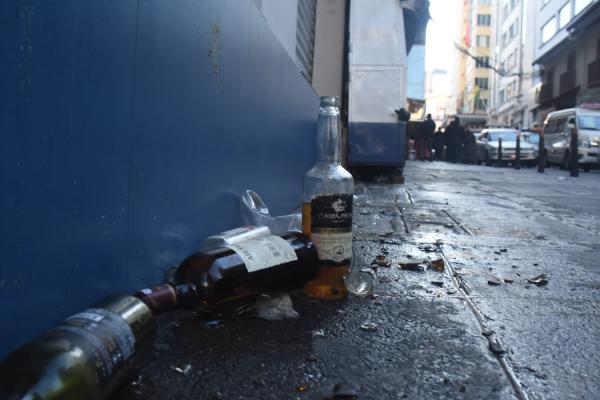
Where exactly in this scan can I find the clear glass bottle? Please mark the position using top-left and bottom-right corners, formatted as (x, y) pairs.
(302, 96), (354, 300)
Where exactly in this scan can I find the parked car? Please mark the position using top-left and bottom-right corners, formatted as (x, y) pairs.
(542, 107), (600, 172)
(476, 128), (537, 166)
(521, 131), (540, 147)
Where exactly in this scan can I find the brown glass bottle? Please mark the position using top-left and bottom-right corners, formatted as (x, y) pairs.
(0, 296), (154, 400)
(138, 231), (319, 316)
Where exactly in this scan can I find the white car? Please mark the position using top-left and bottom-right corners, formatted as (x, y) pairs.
(543, 107), (600, 172)
(476, 128), (537, 166)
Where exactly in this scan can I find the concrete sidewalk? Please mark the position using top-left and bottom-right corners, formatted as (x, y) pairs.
(115, 162), (600, 400)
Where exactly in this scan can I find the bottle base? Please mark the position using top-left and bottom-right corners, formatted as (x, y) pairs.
(302, 266), (349, 300)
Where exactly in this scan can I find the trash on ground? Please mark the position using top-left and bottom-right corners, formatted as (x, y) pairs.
(488, 341), (506, 355)
(446, 289), (457, 295)
(295, 384), (309, 393)
(482, 329), (494, 337)
(373, 255), (391, 267)
(400, 262), (428, 272)
(488, 277), (502, 286)
(527, 274), (549, 286)
(504, 278), (514, 284)
(419, 244), (436, 252)
(359, 322), (378, 332)
(346, 253), (377, 297)
(305, 354), (318, 363)
(171, 364), (192, 375)
(250, 293), (300, 320)
(345, 268), (376, 297)
(500, 248), (508, 253)
(240, 189), (301, 234)
(429, 258), (445, 271)
(431, 281), (444, 287)
(321, 383), (359, 400)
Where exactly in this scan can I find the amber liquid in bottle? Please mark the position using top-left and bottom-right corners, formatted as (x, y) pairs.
(172, 231), (318, 315)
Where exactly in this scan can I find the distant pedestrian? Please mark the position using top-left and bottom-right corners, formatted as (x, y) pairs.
(445, 118), (465, 163)
(417, 114), (436, 161)
(463, 129), (477, 164)
(433, 127), (445, 160)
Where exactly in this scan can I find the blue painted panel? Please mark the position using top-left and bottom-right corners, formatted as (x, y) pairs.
(348, 123), (406, 167)
(0, 0), (317, 357)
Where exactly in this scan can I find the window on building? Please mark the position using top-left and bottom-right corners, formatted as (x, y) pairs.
(499, 89), (506, 104)
(545, 68), (554, 85)
(475, 78), (489, 89)
(476, 35), (490, 47)
(509, 20), (519, 38)
(477, 14), (491, 26)
(575, 0), (592, 14)
(512, 81), (517, 96)
(559, 2), (572, 28)
(295, 0), (317, 82)
(502, 32), (508, 47)
(475, 98), (488, 111)
(503, 4), (510, 20)
(476, 56), (490, 68)
(511, 0), (519, 10)
(541, 17), (556, 43)
(567, 52), (576, 72)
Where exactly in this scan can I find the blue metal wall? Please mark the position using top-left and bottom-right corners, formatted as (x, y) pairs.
(0, 0), (318, 357)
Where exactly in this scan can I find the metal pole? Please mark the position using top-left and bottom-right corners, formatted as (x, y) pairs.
(537, 132), (545, 173)
(497, 138), (503, 167)
(570, 125), (579, 177)
(515, 133), (521, 170)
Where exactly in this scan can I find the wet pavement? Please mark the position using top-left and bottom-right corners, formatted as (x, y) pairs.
(115, 162), (600, 399)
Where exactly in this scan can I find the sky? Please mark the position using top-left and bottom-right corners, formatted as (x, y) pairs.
(425, 0), (461, 97)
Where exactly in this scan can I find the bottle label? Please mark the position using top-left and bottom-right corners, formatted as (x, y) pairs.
(50, 308), (136, 382)
(309, 194), (353, 263)
(203, 226), (271, 249)
(226, 235), (298, 273)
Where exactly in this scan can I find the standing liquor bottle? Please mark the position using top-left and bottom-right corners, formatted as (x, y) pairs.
(0, 296), (154, 400)
(302, 96), (354, 299)
(137, 231), (319, 315)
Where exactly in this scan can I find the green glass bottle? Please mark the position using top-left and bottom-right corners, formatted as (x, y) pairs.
(0, 296), (154, 400)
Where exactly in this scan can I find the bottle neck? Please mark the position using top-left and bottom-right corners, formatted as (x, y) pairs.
(135, 283), (198, 314)
(316, 107), (341, 165)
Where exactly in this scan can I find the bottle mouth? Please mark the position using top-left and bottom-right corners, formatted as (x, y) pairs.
(319, 96), (340, 108)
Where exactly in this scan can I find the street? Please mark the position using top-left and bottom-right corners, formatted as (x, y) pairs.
(116, 162), (600, 400)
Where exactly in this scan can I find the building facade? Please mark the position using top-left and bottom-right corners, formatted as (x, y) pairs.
(489, 0), (536, 128)
(532, 0), (600, 123)
(454, 0), (493, 129)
